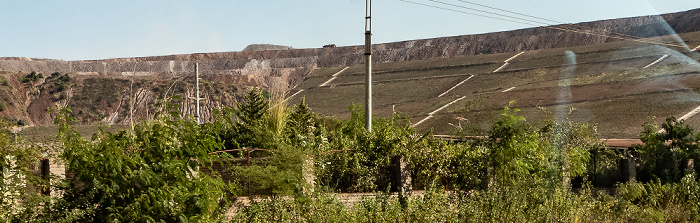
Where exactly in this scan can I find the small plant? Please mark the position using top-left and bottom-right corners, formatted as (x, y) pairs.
(50, 73), (71, 94)
(18, 71), (43, 83)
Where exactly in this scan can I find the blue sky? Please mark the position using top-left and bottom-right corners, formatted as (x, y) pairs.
(1, 0), (698, 61)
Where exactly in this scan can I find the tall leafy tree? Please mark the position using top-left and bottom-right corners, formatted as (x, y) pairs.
(638, 117), (699, 183)
(488, 105), (549, 187)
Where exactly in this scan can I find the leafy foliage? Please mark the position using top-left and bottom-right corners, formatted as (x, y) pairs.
(44, 107), (232, 222)
(0, 121), (49, 222)
(18, 71), (43, 83)
(3, 89), (700, 222)
(50, 73), (71, 94)
(637, 117), (700, 183)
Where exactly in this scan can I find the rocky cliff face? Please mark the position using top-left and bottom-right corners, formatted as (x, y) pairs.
(0, 8), (698, 125)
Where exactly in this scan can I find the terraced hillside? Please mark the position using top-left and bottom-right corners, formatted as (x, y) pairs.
(0, 8), (699, 138)
(287, 32), (700, 138)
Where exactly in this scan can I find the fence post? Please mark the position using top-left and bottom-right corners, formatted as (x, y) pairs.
(619, 157), (636, 182)
(247, 149), (251, 195)
(685, 159), (695, 176)
(303, 158), (315, 194)
(41, 158), (50, 196)
(391, 155), (411, 194)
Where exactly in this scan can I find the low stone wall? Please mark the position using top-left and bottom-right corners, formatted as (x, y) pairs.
(224, 190), (428, 217)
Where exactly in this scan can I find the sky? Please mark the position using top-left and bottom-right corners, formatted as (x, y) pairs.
(1, 0), (699, 61)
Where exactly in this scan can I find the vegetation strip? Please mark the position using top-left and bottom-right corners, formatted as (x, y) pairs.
(498, 54), (661, 73)
(642, 54), (669, 68)
(316, 73), (472, 89)
(319, 66), (349, 87)
(341, 61), (498, 76)
(438, 74), (474, 97)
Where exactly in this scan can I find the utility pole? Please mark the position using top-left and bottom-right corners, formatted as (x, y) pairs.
(364, 0), (373, 132)
(194, 63), (201, 124)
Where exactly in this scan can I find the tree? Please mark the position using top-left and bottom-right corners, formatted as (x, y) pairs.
(234, 88), (272, 149)
(638, 117), (699, 183)
(285, 97), (319, 147)
(236, 88), (268, 126)
(487, 105), (550, 187)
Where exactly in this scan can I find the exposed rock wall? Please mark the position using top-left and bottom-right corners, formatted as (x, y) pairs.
(3, 8), (699, 78)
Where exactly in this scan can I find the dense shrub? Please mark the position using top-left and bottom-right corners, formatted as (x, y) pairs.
(636, 117), (700, 183)
(40, 107), (233, 222)
(18, 71), (42, 83)
(50, 73), (71, 94)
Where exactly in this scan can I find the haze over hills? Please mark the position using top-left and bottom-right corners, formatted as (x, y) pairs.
(1, 8), (699, 138)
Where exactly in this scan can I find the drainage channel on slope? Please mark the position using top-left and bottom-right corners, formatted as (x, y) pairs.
(283, 89), (304, 103)
(642, 54), (669, 68)
(438, 75), (474, 97)
(501, 87), (516, 92)
(678, 105), (700, 121)
(319, 66), (350, 87)
(493, 51), (525, 73)
(412, 96), (467, 127)
(659, 104), (700, 134)
(691, 45), (700, 52)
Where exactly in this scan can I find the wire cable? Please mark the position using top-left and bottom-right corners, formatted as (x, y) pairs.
(398, 0), (686, 48)
(426, 0), (686, 48)
(453, 0), (649, 41)
(399, 0), (542, 26)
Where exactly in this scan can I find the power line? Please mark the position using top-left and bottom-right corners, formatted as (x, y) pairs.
(398, 0), (540, 26)
(398, 0), (686, 48)
(425, 0), (686, 48)
(453, 0), (660, 41)
(427, 0), (553, 27)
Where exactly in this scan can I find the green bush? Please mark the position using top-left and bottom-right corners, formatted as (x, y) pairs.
(0, 121), (49, 222)
(50, 73), (71, 94)
(43, 107), (233, 222)
(18, 71), (43, 83)
(637, 117), (700, 183)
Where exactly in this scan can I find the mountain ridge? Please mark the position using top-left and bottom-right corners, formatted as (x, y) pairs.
(0, 8), (698, 133)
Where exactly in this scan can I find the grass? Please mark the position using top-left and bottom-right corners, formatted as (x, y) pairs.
(231, 179), (700, 222)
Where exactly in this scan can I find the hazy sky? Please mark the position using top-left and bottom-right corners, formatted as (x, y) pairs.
(1, 0), (698, 61)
